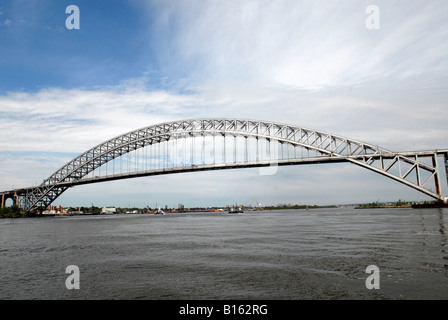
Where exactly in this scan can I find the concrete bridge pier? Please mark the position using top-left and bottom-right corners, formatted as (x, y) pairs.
(1, 192), (17, 209)
(445, 153), (448, 191)
(444, 153), (448, 204)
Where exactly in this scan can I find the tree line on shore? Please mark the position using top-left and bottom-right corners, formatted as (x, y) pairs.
(0, 205), (24, 218)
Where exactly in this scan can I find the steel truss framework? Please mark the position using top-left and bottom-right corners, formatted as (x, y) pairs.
(2, 118), (448, 213)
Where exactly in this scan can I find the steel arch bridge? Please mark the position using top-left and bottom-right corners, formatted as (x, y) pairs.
(2, 118), (448, 213)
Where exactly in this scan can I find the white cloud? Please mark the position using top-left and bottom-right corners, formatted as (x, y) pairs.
(0, 86), (203, 153)
(146, 0), (448, 90)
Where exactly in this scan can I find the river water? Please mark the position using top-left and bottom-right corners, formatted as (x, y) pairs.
(0, 208), (447, 300)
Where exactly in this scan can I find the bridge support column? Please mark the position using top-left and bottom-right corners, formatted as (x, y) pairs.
(1, 194), (5, 209)
(444, 153), (448, 188)
(444, 153), (448, 204)
(432, 154), (443, 201)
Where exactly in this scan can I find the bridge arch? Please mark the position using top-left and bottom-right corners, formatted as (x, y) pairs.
(1, 193), (16, 209)
(7, 118), (448, 212)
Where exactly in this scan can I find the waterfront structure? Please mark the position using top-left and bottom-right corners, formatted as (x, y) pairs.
(101, 207), (117, 214)
(1, 118), (447, 213)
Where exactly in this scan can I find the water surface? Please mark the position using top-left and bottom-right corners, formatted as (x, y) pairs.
(1, 208), (447, 299)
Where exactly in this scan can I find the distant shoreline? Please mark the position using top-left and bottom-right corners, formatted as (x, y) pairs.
(355, 200), (448, 209)
(263, 205), (338, 210)
(354, 204), (412, 209)
(3, 200), (447, 219)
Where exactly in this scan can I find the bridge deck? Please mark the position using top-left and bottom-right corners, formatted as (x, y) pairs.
(2, 149), (447, 194)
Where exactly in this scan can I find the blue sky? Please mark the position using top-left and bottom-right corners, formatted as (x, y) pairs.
(0, 0), (156, 92)
(1, 0), (448, 208)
